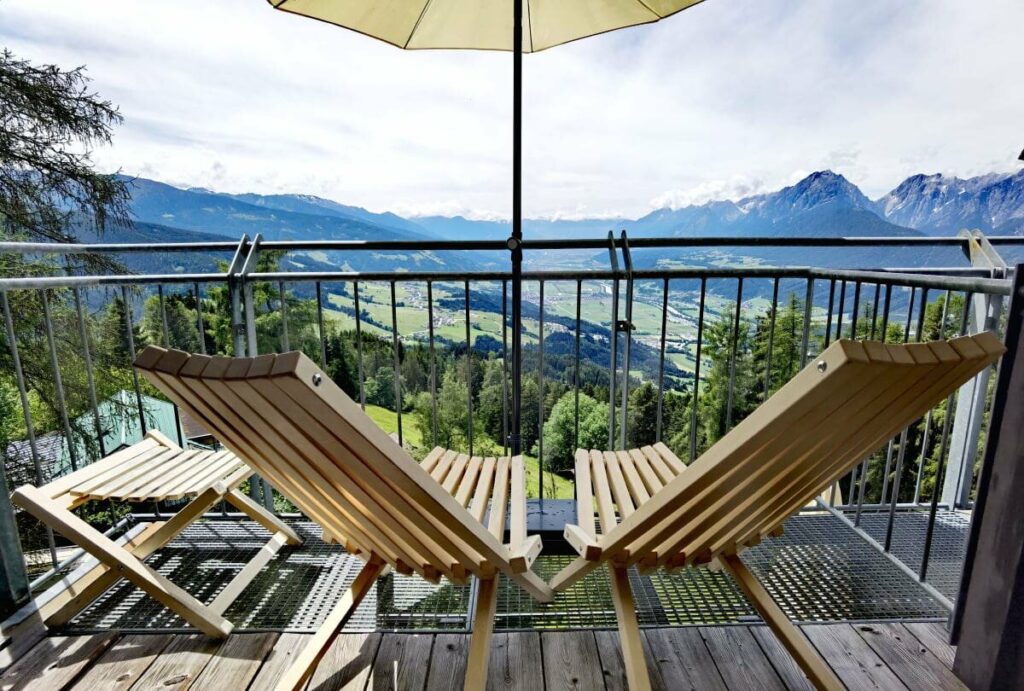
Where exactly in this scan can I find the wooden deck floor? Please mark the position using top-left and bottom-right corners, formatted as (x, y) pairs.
(0, 622), (964, 690)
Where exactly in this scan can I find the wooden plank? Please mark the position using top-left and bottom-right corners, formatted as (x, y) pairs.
(430, 450), (460, 484)
(854, 623), (966, 690)
(508, 535), (542, 573)
(189, 632), (278, 691)
(628, 448), (664, 495)
(487, 457), (511, 540)
(541, 631), (605, 690)
(371, 633), (434, 691)
(224, 488), (303, 545)
(424, 634), (468, 691)
(304, 632), (381, 691)
(616, 450), (651, 506)
(608, 566), (652, 691)
(129, 634), (223, 690)
(639, 446), (676, 485)
(208, 531), (290, 616)
(275, 558), (384, 691)
(594, 630), (663, 691)
(653, 443), (687, 475)
(111, 449), (205, 500)
(699, 625), (786, 691)
(643, 627), (728, 691)
(721, 554), (842, 690)
(903, 622), (956, 670)
(591, 450), (617, 536)
(0, 633), (114, 690)
(750, 626), (814, 691)
(604, 451), (636, 518)
(509, 456), (527, 547)
(441, 454), (470, 495)
(70, 633), (171, 690)
(563, 523), (602, 561)
(44, 437), (163, 499)
(453, 456), (482, 508)
(464, 577), (500, 690)
(10, 486), (232, 638)
(419, 447), (447, 475)
(573, 450), (596, 540)
(468, 458), (497, 524)
(487, 632), (543, 691)
(247, 633), (310, 691)
(802, 624), (908, 691)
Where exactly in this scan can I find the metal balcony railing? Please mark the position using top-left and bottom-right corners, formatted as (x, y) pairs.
(1, 230), (1021, 627)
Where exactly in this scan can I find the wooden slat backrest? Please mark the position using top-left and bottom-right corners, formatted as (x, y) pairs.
(135, 346), (553, 602)
(553, 335), (1004, 588)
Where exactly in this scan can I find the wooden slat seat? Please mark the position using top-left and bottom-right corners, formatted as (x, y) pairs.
(132, 346), (552, 691)
(557, 334), (1006, 691)
(10, 430), (302, 645)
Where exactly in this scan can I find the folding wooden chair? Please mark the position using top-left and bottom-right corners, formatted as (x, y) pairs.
(555, 334), (1005, 691)
(133, 346), (553, 691)
(10, 429), (301, 639)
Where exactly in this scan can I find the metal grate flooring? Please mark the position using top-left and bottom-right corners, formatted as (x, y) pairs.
(852, 509), (970, 601)
(62, 511), (958, 634)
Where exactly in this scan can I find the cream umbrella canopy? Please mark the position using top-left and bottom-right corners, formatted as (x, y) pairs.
(267, 0), (707, 457)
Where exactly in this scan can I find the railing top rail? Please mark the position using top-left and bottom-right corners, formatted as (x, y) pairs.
(3, 234), (1024, 255)
(0, 265), (1013, 295)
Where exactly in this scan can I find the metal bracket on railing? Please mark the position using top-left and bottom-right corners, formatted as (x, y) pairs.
(960, 229), (1008, 278)
(226, 234), (250, 357)
(239, 233), (263, 358)
(606, 231), (621, 450)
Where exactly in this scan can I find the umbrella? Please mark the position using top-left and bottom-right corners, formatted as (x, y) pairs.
(267, 0), (708, 456)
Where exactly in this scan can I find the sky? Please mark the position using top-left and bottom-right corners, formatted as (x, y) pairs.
(2, 0), (1022, 221)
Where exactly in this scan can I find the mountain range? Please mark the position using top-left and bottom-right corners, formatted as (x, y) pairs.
(96, 168), (1023, 274)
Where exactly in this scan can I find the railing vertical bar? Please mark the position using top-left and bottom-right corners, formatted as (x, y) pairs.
(40, 288), (76, 472)
(501, 280), (509, 457)
(850, 281), (862, 338)
(390, 282), (403, 447)
(120, 285), (147, 435)
(725, 278), (744, 431)
(763, 277), (780, 400)
(800, 278), (815, 367)
(655, 278), (669, 441)
(574, 279), (582, 451)
(427, 281), (438, 446)
(835, 280), (847, 343)
(279, 281), (290, 352)
(914, 290), (951, 504)
(73, 287), (105, 458)
(920, 291), (972, 581)
(156, 285), (168, 347)
(193, 282), (207, 355)
(824, 279), (836, 347)
(1, 289), (57, 566)
(689, 278), (707, 462)
(354, 282), (366, 410)
(869, 282), (881, 340)
(156, 284), (185, 447)
(464, 280), (473, 456)
(315, 281), (327, 368)
(537, 280), (545, 499)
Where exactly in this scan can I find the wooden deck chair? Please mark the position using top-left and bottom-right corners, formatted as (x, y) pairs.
(10, 429), (301, 639)
(132, 346), (553, 691)
(556, 334), (1005, 691)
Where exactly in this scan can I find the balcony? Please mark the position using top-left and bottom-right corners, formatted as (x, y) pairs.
(1, 232), (1022, 689)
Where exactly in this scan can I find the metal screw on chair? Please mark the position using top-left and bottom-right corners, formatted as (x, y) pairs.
(312, 373), (322, 386)
(817, 360), (827, 373)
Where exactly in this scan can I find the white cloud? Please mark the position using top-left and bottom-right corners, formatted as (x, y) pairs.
(2, 0), (1022, 219)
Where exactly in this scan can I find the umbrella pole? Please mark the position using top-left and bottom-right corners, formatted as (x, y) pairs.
(509, 0), (524, 459)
